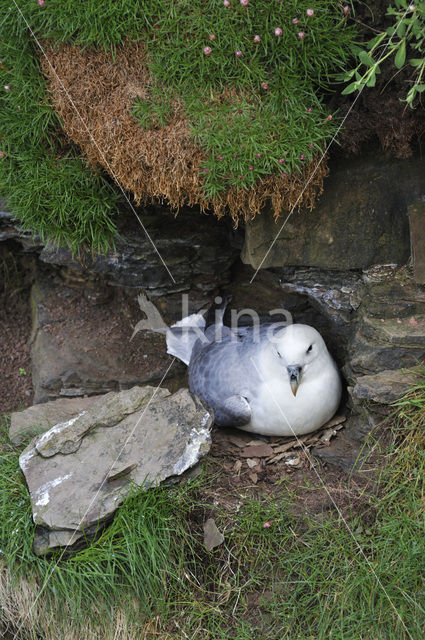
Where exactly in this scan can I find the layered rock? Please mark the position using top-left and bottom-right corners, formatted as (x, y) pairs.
(241, 152), (425, 271)
(30, 271), (181, 403)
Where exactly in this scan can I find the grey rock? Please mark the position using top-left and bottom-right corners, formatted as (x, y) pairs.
(30, 272), (181, 403)
(203, 518), (224, 551)
(241, 152), (425, 270)
(39, 207), (239, 296)
(19, 386), (213, 555)
(312, 431), (367, 472)
(351, 367), (421, 405)
(9, 395), (102, 445)
(345, 265), (425, 378)
(361, 265), (425, 318)
(0, 199), (42, 249)
(408, 201), (425, 285)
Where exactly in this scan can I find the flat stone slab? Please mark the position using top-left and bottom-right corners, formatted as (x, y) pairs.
(351, 367), (421, 404)
(408, 202), (425, 285)
(10, 395), (101, 445)
(19, 386), (213, 555)
(30, 272), (180, 403)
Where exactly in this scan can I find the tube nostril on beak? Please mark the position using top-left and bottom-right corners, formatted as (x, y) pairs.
(287, 365), (302, 396)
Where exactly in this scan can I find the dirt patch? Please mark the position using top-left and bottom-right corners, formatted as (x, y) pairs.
(0, 244), (35, 414)
(41, 41), (327, 223)
(194, 418), (377, 523)
(0, 291), (33, 414)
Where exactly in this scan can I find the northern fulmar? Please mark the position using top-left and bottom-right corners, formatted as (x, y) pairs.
(166, 306), (341, 437)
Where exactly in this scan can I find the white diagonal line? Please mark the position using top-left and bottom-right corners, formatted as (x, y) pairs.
(12, 0), (176, 284)
(11, 357), (176, 640)
(250, 8), (411, 283)
(250, 356), (415, 640)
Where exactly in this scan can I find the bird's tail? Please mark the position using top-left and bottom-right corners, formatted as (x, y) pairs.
(166, 295), (232, 365)
(166, 312), (206, 365)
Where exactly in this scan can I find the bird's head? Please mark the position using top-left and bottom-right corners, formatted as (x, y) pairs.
(270, 324), (328, 396)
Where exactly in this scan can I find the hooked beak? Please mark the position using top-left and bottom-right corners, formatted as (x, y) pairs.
(287, 365), (302, 396)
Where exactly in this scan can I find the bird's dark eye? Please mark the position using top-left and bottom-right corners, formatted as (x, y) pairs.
(277, 351), (282, 358)
(306, 344), (313, 353)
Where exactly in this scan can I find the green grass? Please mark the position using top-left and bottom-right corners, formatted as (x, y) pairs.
(0, 2), (121, 252)
(2, 370), (425, 639)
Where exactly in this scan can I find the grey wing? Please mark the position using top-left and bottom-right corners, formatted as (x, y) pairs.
(188, 340), (256, 427)
(214, 395), (251, 427)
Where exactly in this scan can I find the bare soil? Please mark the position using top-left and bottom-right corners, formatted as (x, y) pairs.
(0, 244), (34, 414)
(0, 292), (33, 414)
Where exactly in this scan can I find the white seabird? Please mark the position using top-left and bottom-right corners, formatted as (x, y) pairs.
(166, 309), (342, 437)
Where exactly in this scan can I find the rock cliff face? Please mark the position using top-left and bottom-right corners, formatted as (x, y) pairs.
(242, 151), (425, 271)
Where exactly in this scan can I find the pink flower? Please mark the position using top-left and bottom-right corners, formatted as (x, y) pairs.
(326, 114), (333, 121)
(263, 521), (273, 528)
(285, 98), (290, 103)
(300, 154), (305, 160)
(209, 34), (216, 41)
(255, 153), (262, 158)
(204, 168), (210, 173)
(298, 31), (305, 40)
(223, 0), (230, 6)
(292, 18), (299, 25)
(342, 5), (350, 15)
(306, 8), (314, 17)
(308, 142), (313, 147)
(237, 109), (243, 114)
(249, 165), (254, 171)
(306, 107), (312, 112)
(234, 154), (239, 158)
(281, 172), (288, 177)
(235, 50), (243, 57)
(218, 155), (223, 160)
(253, 35), (261, 43)
(261, 81), (268, 90)
(240, 0), (249, 5)
(4, 85), (10, 90)
(279, 158), (285, 164)
(274, 27), (283, 37)
(38, 0), (45, 5)
(203, 46), (212, 56)
(238, 174), (243, 179)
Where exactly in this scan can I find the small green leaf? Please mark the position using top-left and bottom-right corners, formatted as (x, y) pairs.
(395, 41), (406, 68)
(396, 21), (406, 37)
(409, 58), (425, 67)
(415, 84), (425, 92)
(359, 50), (374, 67)
(367, 33), (386, 50)
(342, 82), (361, 95)
(366, 72), (376, 87)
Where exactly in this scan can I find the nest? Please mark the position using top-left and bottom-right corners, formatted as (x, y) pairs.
(41, 42), (328, 222)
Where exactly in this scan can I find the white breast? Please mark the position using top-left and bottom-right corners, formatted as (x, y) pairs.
(241, 360), (341, 437)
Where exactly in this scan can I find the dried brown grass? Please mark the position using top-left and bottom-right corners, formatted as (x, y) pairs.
(0, 564), (177, 640)
(41, 42), (327, 222)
